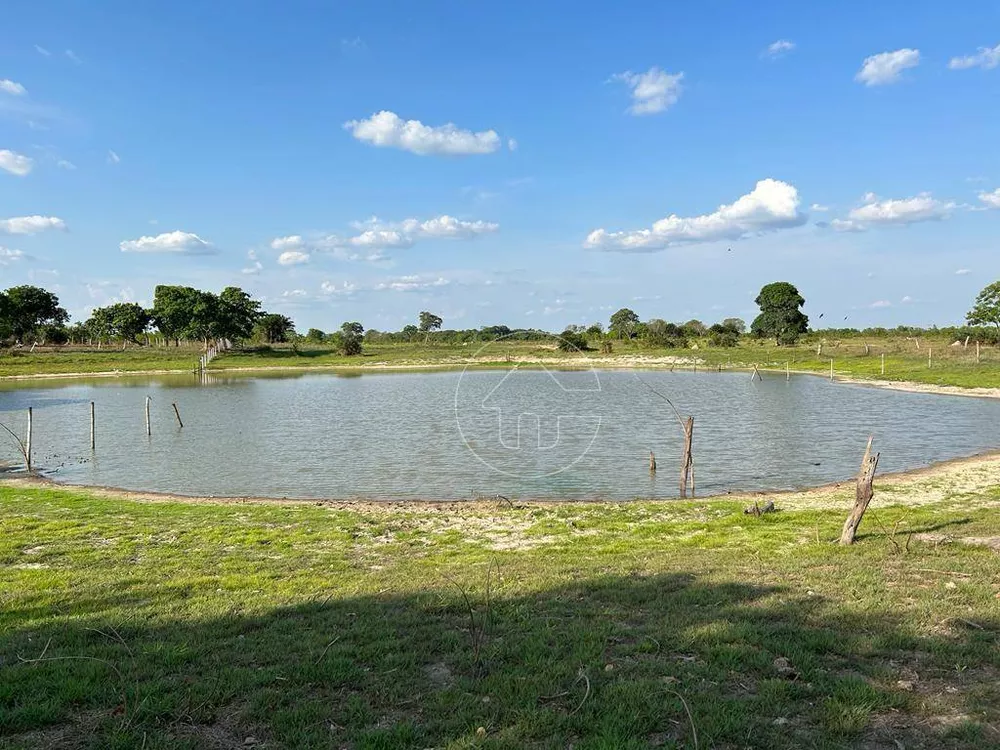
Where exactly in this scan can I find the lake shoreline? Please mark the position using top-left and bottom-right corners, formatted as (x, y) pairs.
(3, 359), (1000, 400)
(5, 447), (999, 512)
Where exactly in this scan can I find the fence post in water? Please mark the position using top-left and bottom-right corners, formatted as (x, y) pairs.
(25, 407), (32, 472)
(649, 451), (656, 473)
(786, 361), (790, 381)
(145, 396), (151, 437)
(830, 359), (834, 381)
(750, 363), (762, 382)
(840, 436), (880, 545)
(679, 417), (694, 498)
(172, 402), (184, 428)
(90, 401), (95, 450)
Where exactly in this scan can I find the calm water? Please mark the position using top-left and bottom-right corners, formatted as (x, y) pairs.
(0, 369), (996, 501)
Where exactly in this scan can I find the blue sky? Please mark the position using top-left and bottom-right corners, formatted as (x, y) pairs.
(1, 1), (998, 333)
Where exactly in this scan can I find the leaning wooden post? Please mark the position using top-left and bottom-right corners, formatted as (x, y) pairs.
(90, 401), (95, 450)
(25, 407), (32, 472)
(145, 396), (151, 437)
(679, 417), (694, 498)
(172, 402), (184, 428)
(750, 363), (762, 382)
(649, 451), (656, 473)
(839, 436), (880, 545)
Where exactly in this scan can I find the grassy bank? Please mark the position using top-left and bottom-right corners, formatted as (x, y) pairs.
(2, 464), (1000, 748)
(2, 336), (1000, 391)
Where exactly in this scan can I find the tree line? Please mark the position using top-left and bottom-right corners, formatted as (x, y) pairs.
(2, 279), (1000, 353)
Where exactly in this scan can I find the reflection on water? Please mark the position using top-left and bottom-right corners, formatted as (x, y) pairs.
(0, 369), (996, 501)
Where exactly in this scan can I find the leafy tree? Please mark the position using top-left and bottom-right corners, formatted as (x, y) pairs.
(3, 285), (69, 342)
(609, 308), (640, 339)
(681, 319), (707, 337)
(185, 291), (222, 345)
(338, 321), (363, 355)
(557, 328), (589, 352)
(585, 322), (604, 336)
(645, 319), (688, 348)
(401, 324), (420, 342)
(152, 285), (198, 345)
(418, 311), (443, 333)
(722, 317), (746, 334)
(108, 303), (151, 342)
(256, 313), (295, 344)
(305, 328), (327, 343)
(750, 282), (809, 345)
(341, 321), (364, 337)
(708, 323), (739, 347)
(218, 286), (262, 342)
(967, 281), (1000, 330)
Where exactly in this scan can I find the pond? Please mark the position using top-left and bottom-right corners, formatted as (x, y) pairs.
(0, 368), (996, 501)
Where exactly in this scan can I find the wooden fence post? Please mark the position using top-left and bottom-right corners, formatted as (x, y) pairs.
(679, 417), (694, 498)
(145, 396), (151, 437)
(881, 353), (885, 376)
(25, 407), (32, 472)
(90, 401), (95, 450)
(830, 359), (834, 381)
(649, 451), (656, 473)
(172, 402), (184, 428)
(977, 341), (981, 363)
(840, 436), (880, 545)
(786, 361), (790, 381)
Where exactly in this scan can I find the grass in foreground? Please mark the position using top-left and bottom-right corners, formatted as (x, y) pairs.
(2, 483), (1000, 748)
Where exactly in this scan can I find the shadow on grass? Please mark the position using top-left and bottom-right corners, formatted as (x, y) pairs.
(2, 572), (998, 749)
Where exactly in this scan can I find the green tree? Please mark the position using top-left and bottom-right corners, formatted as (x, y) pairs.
(418, 311), (443, 333)
(305, 328), (327, 343)
(609, 308), (640, 339)
(557, 328), (589, 352)
(3, 285), (69, 342)
(750, 282), (809, 345)
(401, 324), (420, 342)
(645, 319), (688, 348)
(585, 322), (604, 336)
(722, 317), (746, 334)
(218, 287), (262, 342)
(106, 303), (151, 343)
(152, 285), (198, 345)
(681, 319), (707, 338)
(341, 321), (364, 337)
(256, 313), (295, 344)
(967, 281), (1000, 331)
(338, 321), (363, 355)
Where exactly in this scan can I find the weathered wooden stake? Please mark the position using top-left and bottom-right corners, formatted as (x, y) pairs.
(839, 436), (880, 545)
(679, 417), (694, 498)
(750, 363), (762, 382)
(90, 401), (95, 450)
(928, 348), (932, 368)
(145, 396), (151, 437)
(881, 352), (885, 375)
(786, 361), (790, 381)
(649, 451), (656, 473)
(977, 341), (981, 363)
(817, 343), (822, 356)
(829, 359), (834, 381)
(25, 407), (32, 472)
(172, 402), (184, 428)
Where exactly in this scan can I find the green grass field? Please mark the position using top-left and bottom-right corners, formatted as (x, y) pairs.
(2, 335), (1000, 389)
(2, 472), (1000, 749)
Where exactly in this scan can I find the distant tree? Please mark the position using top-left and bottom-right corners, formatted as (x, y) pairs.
(609, 308), (640, 339)
(256, 313), (295, 344)
(645, 319), (688, 348)
(585, 322), (604, 336)
(218, 286), (262, 342)
(967, 281), (1000, 331)
(557, 328), (589, 352)
(338, 321), (363, 355)
(152, 285), (198, 345)
(3, 285), (69, 342)
(418, 311), (443, 333)
(750, 282), (809, 345)
(722, 317), (746, 334)
(341, 321), (364, 337)
(682, 319), (707, 337)
(401, 324), (420, 342)
(36, 324), (69, 345)
(708, 323), (739, 347)
(105, 303), (151, 343)
(305, 328), (326, 343)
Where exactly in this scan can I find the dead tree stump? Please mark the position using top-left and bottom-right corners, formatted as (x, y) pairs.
(679, 416), (694, 498)
(839, 436), (880, 545)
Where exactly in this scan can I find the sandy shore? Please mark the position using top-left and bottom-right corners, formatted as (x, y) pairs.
(4, 448), (999, 514)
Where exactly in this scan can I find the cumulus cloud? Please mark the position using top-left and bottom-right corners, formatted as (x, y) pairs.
(612, 67), (684, 115)
(979, 188), (1000, 209)
(956, 268), (971, 275)
(811, 203), (829, 211)
(269, 215), (498, 263)
(836, 192), (955, 230)
(856, 49), (920, 85)
(344, 110), (501, 155)
(373, 275), (451, 292)
(0, 149), (33, 176)
(0, 79), (26, 96)
(0, 247), (26, 265)
(119, 230), (214, 255)
(282, 289), (308, 298)
(241, 249), (263, 275)
(0, 215), (65, 234)
(584, 178), (806, 252)
(277, 250), (310, 266)
(763, 40), (795, 58)
(319, 280), (357, 296)
(949, 43), (1000, 70)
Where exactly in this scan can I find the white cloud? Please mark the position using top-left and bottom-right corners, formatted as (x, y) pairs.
(107, 149), (120, 164)
(584, 178), (806, 252)
(0, 149), (33, 176)
(978, 188), (1000, 209)
(56, 159), (76, 170)
(0, 215), (65, 234)
(119, 230), (214, 255)
(856, 48), (920, 86)
(901, 295), (913, 303)
(373, 275), (451, 292)
(949, 43), (1000, 70)
(763, 40), (795, 58)
(65, 50), (81, 64)
(612, 67), (684, 115)
(0, 246), (26, 265)
(956, 268), (971, 275)
(34, 45), (50, 57)
(508, 138), (518, 151)
(277, 250), (310, 266)
(341, 37), (366, 52)
(841, 192), (954, 229)
(0, 79), (26, 96)
(869, 300), (892, 309)
(344, 111), (501, 156)
(319, 280), (357, 296)
(282, 289), (308, 298)
(270, 235), (304, 251)
(810, 203), (829, 212)
(241, 250), (262, 275)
